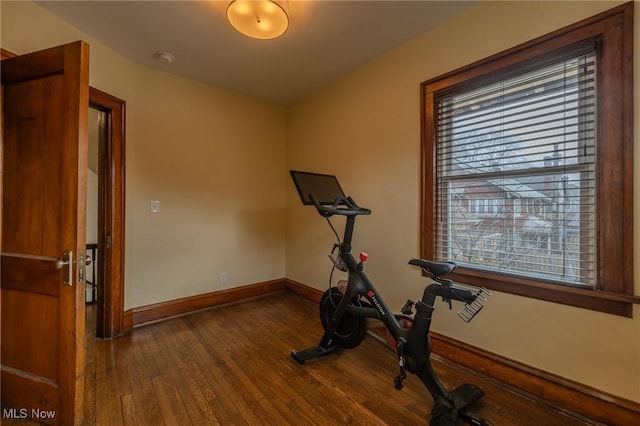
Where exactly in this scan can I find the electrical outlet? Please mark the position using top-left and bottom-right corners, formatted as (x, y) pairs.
(220, 271), (228, 283)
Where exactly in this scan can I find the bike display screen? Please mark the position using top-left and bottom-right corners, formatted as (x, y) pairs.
(290, 170), (346, 206)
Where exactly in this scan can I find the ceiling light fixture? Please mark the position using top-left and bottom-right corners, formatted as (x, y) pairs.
(227, 0), (289, 40)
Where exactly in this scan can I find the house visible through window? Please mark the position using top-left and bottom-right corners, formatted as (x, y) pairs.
(437, 52), (596, 287)
(421, 3), (634, 316)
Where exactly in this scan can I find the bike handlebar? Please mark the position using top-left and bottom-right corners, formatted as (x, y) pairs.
(309, 194), (372, 217)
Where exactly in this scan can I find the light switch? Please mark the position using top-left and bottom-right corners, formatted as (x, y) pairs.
(150, 200), (160, 214)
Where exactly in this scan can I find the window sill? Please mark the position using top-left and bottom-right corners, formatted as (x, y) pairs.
(447, 267), (638, 318)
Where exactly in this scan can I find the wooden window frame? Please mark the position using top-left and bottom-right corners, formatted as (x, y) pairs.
(420, 3), (636, 316)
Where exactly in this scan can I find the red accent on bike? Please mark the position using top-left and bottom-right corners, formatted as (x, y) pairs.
(367, 291), (375, 298)
(359, 252), (369, 262)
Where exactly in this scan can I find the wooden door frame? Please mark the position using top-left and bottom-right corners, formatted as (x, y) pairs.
(89, 87), (126, 338)
(2, 48), (126, 338)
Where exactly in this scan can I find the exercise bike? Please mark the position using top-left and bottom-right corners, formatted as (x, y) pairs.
(289, 170), (492, 426)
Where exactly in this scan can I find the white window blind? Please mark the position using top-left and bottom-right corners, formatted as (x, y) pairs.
(435, 50), (597, 288)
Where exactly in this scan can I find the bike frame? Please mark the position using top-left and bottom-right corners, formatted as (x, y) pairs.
(318, 214), (458, 400)
(288, 170), (491, 424)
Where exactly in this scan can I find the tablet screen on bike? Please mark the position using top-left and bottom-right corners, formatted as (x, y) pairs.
(290, 170), (346, 206)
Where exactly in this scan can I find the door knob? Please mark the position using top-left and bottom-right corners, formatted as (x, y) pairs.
(55, 251), (73, 286)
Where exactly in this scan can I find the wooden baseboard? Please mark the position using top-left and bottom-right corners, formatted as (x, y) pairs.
(130, 279), (286, 327)
(429, 331), (640, 425)
(284, 278), (324, 303)
(285, 280), (640, 424)
(123, 308), (133, 332)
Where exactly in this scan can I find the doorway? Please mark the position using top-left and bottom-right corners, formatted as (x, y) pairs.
(3, 46), (126, 337)
(1, 45), (125, 425)
(89, 87), (126, 338)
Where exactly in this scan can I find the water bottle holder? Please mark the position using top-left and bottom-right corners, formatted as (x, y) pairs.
(457, 288), (491, 323)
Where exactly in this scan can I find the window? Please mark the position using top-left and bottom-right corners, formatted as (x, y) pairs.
(439, 51), (596, 287)
(421, 4), (635, 316)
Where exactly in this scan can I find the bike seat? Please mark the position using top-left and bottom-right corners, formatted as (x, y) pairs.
(409, 259), (457, 277)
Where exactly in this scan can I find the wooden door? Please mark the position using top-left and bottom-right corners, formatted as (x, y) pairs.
(1, 41), (89, 425)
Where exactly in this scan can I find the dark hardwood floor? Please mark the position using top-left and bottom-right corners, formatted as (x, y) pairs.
(10, 292), (602, 425)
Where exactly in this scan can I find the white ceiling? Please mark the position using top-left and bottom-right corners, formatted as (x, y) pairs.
(36, 1), (476, 105)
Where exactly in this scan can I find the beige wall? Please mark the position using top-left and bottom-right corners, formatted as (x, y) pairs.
(286, 1), (640, 403)
(1, 0), (287, 309)
(3, 0), (639, 406)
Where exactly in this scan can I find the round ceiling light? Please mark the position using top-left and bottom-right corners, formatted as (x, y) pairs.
(227, 0), (289, 40)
